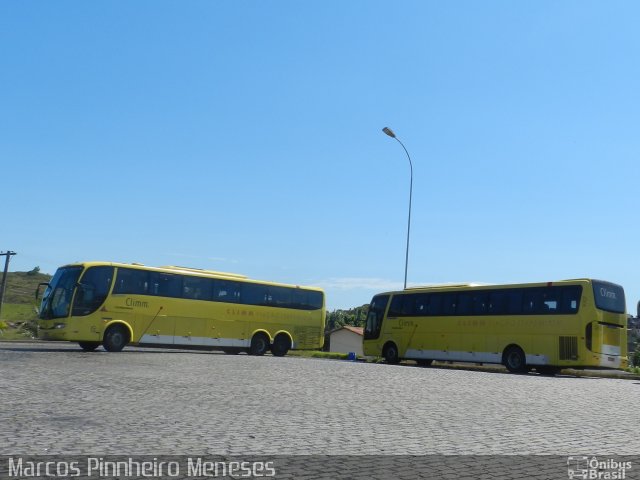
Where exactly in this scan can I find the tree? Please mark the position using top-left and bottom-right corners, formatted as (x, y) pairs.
(26, 266), (41, 276)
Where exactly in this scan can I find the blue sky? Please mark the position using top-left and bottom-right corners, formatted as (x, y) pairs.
(1, 1), (638, 312)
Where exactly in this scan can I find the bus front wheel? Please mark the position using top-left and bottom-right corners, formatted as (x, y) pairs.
(249, 333), (270, 356)
(103, 325), (129, 353)
(78, 341), (100, 352)
(271, 334), (291, 357)
(383, 342), (400, 364)
(503, 346), (527, 373)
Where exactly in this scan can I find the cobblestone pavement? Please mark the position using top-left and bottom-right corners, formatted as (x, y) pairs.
(1, 341), (638, 458)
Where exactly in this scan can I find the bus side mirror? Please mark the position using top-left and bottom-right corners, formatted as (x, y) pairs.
(35, 282), (50, 301)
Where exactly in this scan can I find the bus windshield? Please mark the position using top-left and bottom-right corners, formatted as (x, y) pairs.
(364, 295), (389, 340)
(39, 266), (83, 320)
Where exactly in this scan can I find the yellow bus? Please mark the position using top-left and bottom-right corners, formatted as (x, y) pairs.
(363, 279), (627, 374)
(37, 261), (325, 356)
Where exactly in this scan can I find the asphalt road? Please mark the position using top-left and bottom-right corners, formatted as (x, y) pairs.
(1, 341), (638, 478)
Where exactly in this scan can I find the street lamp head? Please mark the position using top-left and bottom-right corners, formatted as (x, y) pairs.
(382, 127), (396, 138)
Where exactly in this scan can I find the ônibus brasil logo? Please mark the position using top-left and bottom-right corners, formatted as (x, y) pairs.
(567, 456), (632, 480)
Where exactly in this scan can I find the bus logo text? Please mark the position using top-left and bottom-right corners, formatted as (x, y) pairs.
(600, 288), (616, 300)
(126, 298), (149, 308)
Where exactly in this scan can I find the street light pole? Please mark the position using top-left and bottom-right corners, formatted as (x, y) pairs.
(382, 127), (413, 290)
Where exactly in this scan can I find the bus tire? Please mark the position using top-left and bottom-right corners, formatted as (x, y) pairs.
(78, 341), (100, 352)
(103, 325), (129, 353)
(383, 342), (400, 364)
(536, 366), (561, 376)
(271, 334), (291, 357)
(503, 345), (527, 373)
(249, 333), (270, 356)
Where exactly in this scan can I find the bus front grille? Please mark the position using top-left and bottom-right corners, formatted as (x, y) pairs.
(559, 336), (578, 360)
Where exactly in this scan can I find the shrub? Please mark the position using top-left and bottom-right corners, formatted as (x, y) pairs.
(631, 348), (640, 368)
(26, 266), (40, 276)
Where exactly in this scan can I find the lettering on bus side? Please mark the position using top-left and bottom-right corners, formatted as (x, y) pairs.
(226, 308), (255, 317)
(126, 297), (149, 308)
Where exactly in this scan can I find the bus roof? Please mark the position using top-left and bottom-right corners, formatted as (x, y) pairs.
(380, 279), (599, 296)
(61, 261), (323, 292)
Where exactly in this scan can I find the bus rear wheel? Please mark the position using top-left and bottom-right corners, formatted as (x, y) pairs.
(103, 325), (129, 353)
(78, 341), (100, 352)
(271, 334), (291, 357)
(249, 333), (270, 356)
(383, 342), (400, 364)
(503, 345), (527, 373)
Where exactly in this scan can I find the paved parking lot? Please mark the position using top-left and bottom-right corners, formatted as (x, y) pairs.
(0, 341), (638, 477)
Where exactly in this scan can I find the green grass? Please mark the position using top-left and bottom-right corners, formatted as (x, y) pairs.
(0, 325), (35, 340)
(0, 303), (39, 340)
(289, 350), (351, 360)
(0, 303), (38, 322)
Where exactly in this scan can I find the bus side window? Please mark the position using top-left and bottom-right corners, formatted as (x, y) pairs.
(215, 280), (242, 303)
(457, 293), (473, 315)
(149, 272), (182, 298)
(473, 292), (489, 315)
(427, 294), (443, 316)
(489, 291), (507, 315)
(541, 288), (560, 313)
(113, 268), (149, 295)
(560, 286), (582, 314)
(291, 289), (304, 308)
(402, 294), (416, 316)
(243, 283), (266, 306)
(507, 290), (523, 315)
(269, 286), (292, 307)
(183, 276), (213, 301)
(388, 295), (405, 317)
(442, 293), (457, 316)
(523, 290), (543, 314)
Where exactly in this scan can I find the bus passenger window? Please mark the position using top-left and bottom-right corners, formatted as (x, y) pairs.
(113, 268), (149, 295)
(488, 291), (508, 315)
(183, 276), (213, 301)
(560, 286), (582, 314)
(457, 293), (473, 315)
(473, 293), (489, 315)
(427, 294), (443, 316)
(214, 281), (241, 303)
(442, 293), (457, 316)
(388, 295), (406, 317)
(149, 272), (182, 298)
(523, 290), (543, 314)
(507, 290), (523, 315)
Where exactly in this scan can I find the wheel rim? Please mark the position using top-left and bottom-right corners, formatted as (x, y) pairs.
(251, 335), (268, 355)
(508, 352), (521, 369)
(112, 332), (123, 347)
(506, 348), (525, 372)
(385, 345), (398, 363)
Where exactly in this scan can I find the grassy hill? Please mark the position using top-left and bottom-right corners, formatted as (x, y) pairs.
(0, 270), (52, 338)
(2, 270), (52, 305)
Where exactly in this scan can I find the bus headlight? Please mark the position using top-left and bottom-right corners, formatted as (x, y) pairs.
(54, 323), (66, 329)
